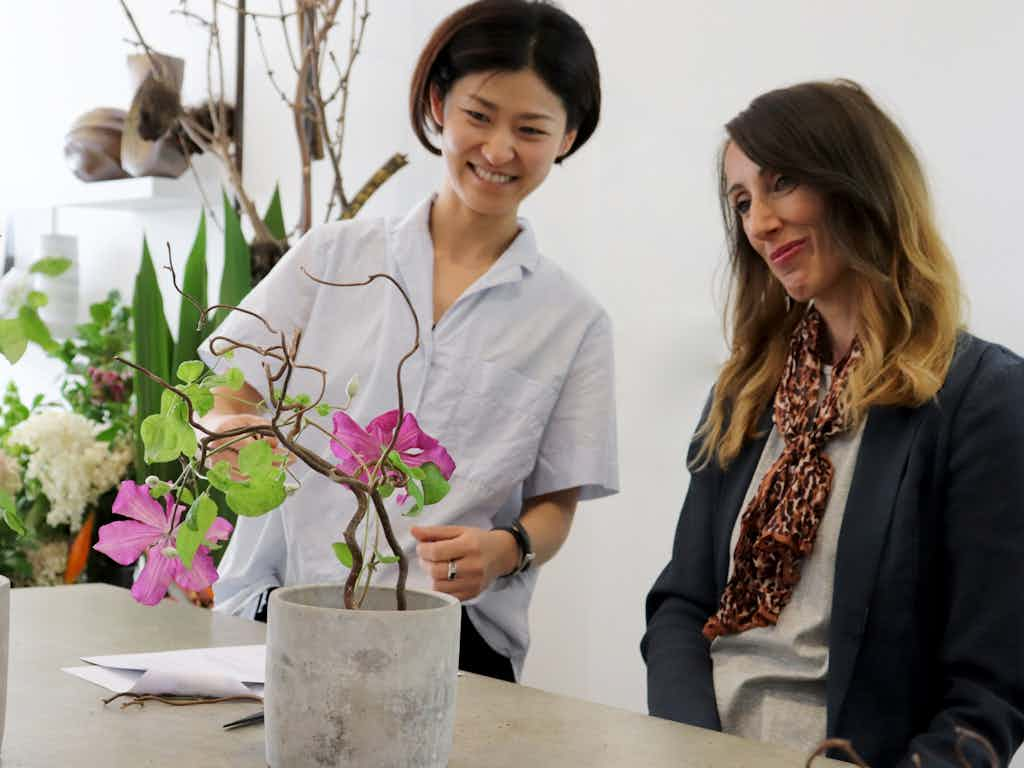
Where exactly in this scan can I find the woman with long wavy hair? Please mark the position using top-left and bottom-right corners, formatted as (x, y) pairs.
(642, 80), (1024, 766)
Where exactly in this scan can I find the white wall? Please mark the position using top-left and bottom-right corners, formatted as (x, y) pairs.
(3, 0), (1023, 746)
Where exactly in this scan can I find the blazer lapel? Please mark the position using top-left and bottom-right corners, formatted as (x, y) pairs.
(714, 405), (774, 592)
(826, 403), (922, 735)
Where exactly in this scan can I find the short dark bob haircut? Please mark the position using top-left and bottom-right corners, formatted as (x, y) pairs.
(410, 0), (601, 163)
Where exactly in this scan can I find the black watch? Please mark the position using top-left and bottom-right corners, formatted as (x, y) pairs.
(493, 520), (535, 576)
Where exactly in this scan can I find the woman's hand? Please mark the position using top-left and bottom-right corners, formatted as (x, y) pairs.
(410, 525), (519, 602)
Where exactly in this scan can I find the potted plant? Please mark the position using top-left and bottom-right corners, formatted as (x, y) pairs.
(92, 257), (460, 768)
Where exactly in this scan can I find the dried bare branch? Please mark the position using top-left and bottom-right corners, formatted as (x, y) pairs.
(251, 16), (294, 107)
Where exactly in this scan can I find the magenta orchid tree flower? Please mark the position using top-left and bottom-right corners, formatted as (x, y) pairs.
(330, 410), (455, 506)
(94, 480), (233, 606)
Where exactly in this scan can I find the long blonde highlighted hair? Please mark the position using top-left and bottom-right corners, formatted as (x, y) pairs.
(697, 80), (962, 469)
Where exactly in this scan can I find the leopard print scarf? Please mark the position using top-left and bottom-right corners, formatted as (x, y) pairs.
(703, 307), (862, 640)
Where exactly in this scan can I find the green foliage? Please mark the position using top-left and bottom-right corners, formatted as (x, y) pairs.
(0, 319), (27, 364)
(132, 239), (175, 482)
(54, 291), (133, 445)
(0, 256), (83, 363)
(263, 185), (287, 242)
(173, 213), (209, 376)
(175, 493), (217, 569)
(215, 192), (253, 328)
(29, 257), (71, 276)
(224, 440), (287, 517)
(0, 491), (26, 536)
(332, 542), (353, 568)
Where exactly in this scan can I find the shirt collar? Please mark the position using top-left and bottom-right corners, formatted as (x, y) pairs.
(392, 195), (541, 284)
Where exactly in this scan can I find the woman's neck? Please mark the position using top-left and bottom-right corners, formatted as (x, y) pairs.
(430, 184), (521, 267)
(814, 289), (859, 364)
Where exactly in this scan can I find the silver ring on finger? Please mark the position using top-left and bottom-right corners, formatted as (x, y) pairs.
(447, 560), (457, 581)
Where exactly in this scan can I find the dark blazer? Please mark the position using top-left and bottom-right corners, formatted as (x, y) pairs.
(642, 333), (1024, 767)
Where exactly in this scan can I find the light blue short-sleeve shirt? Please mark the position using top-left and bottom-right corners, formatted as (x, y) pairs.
(200, 197), (619, 677)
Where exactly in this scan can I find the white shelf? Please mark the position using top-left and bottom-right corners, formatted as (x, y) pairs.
(61, 174), (202, 211)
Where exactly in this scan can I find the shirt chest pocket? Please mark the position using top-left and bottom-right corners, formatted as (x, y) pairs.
(427, 354), (560, 493)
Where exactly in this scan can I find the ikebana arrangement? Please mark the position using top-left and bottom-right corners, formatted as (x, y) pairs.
(93, 253), (454, 610)
(91, 253), (461, 767)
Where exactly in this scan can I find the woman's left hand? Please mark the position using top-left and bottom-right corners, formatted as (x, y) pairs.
(410, 525), (517, 602)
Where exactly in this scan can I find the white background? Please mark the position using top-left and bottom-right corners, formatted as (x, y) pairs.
(2, 0), (1022, 751)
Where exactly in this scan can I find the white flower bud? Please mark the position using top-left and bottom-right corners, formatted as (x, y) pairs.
(284, 481), (300, 495)
(145, 475), (161, 487)
(162, 546), (178, 558)
(346, 374), (360, 400)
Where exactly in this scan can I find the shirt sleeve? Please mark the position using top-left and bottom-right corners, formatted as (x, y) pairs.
(522, 311), (619, 502)
(198, 227), (326, 404)
(211, 507), (286, 619)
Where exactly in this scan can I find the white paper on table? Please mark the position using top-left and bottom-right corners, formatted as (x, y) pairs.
(61, 644), (266, 699)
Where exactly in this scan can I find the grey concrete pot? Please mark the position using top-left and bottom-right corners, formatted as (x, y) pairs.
(265, 584), (460, 768)
(0, 575), (8, 751)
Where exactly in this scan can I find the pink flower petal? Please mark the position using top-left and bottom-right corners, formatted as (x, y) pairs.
(94, 520), (159, 565)
(203, 517), (233, 545)
(174, 546), (219, 592)
(130, 545), (178, 606)
(330, 411), (382, 478)
(111, 481), (170, 533)
(365, 410), (400, 446)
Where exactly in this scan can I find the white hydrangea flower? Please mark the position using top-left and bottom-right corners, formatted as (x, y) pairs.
(0, 267), (32, 318)
(7, 410), (133, 532)
(0, 450), (22, 495)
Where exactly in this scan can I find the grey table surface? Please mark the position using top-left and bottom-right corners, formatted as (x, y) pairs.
(1, 584), (846, 767)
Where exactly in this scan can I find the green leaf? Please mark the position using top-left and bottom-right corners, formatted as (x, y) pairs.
(377, 482), (394, 499)
(263, 185), (287, 241)
(237, 440), (276, 476)
(226, 367), (244, 390)
(214, 191), (252, 328)
(148, 481), (172, 499)
(18, 306), (59, 352)
(140, 413), (196, 464)
(178, 487), (195, 506)
(374, 550), (400, 565)
(89, 299), (113, 326)
(26, 291), (47, 309)
(174, 211), (210, 375)
(176, 360), (205, 384)
(225, 475), (286, 517)
(96, 424), (121, 442)
(0, 318), (27, 364)
(183, 384), (214, 417)
(402, 479), (425, 517)
(207, 460), (234, 493)
(419, 462), (451, 506)
(133, 238), (175, 482)
(176, 493), (218, 569)
(332, 542), (353, 568)
(316, 403), (331, 417)
(140, 414), (182, 464)
(29, 256), (71, 276)
(0, 490), (26, 536)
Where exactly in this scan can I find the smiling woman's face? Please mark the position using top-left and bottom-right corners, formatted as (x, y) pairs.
(430, 68), (577, 219)
(723, 141), (850, 305)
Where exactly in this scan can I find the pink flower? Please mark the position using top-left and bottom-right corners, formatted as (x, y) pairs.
(330, 410), (455, 488)
(94, 481), (233, 606)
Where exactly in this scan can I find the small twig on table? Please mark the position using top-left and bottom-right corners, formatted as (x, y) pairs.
(102, 692), (263, 708)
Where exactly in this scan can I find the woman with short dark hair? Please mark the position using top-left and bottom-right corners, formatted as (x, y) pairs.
(642, 80), (1024, 766)
(202, 0), (618, 683)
